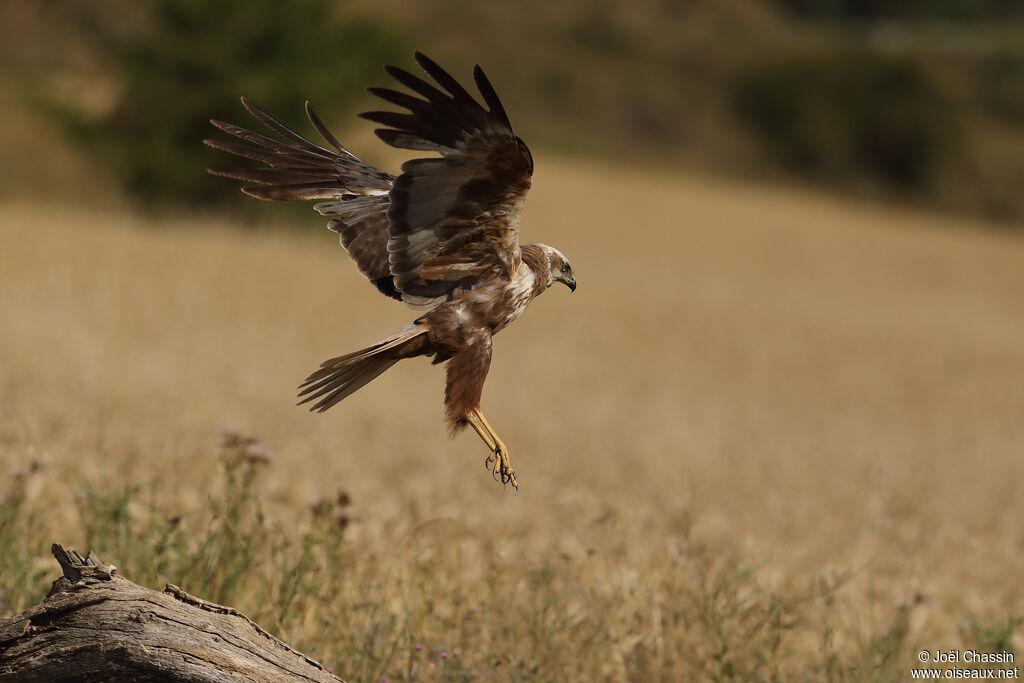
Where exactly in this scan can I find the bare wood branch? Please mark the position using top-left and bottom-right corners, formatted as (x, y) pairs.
(0, 544), (343, 682)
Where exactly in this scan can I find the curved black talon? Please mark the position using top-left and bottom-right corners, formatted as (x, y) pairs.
(499, 464), (518, 490)
(483, 447), (518, 491)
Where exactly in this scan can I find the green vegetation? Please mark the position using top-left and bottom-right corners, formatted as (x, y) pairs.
(363, 0), (1024, 221)
(768, 0), (1024, 22)
(4, 0), (1024, 222)
(49, 0), (406, 206)
(0, 463), (49, 616)
(732, 51), (962, 189)
(975, 50), (1024, 123)
(1, 432), (1018, 681)
(1, 433), (351, 636)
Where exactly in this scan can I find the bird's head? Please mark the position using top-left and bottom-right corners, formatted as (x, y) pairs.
(538, 244), (576, 293)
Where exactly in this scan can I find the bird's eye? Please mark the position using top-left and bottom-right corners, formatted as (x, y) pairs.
(562, 263), (570, 273)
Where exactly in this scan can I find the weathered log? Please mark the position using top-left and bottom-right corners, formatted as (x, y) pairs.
(0, 544), (343, 682)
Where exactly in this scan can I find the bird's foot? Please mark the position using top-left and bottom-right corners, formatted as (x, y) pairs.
(469, 407), (518, 492)
(484, 443), (518, 491)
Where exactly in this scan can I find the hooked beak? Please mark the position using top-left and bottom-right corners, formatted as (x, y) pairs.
(564, 276), (577, 293)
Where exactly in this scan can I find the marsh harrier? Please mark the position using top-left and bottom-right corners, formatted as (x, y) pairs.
(205, 53), (575, 489)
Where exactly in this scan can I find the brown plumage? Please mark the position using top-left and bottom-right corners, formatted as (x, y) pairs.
(205, 52), (576, 489)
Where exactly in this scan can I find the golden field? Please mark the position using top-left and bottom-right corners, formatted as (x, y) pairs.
(2, 157), (1023, 681)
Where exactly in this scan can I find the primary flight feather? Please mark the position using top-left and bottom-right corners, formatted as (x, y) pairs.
(205, 52), (576, 489)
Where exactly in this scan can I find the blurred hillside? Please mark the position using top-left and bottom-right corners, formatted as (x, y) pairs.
(2, 0), (1023, 224)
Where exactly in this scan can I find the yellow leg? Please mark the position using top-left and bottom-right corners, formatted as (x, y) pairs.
(470, 407), (518, 490)
(468, 414), (496, 451)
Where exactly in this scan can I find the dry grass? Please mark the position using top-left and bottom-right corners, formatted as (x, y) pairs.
(2, 158), (1023, 680)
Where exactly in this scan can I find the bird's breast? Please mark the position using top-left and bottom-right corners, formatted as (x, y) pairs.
(431, 265), (538, 342)
(493, 267), (536, 332)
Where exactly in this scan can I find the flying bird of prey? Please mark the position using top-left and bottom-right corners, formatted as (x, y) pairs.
(205, 53), (575, 490)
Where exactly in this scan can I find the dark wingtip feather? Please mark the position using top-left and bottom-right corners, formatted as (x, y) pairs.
(375, 128), (454, 152)
(241, 187), (271, 200)
(384, 64), (411, 82)
(472, 64), (512, 130)
(205, 166), (242, 179)
(239, 96), (266, 123)
(304, 100), (344, 152)
(412, 52), (436, 76)
(383, 63), (451, 105)
(367, 87), (423, 112)
(414, 52), (475, 103)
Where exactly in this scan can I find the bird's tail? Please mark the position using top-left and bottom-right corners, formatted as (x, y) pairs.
(298, 324), (428, 413)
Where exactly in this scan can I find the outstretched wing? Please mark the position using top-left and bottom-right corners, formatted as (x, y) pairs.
(204, 99), (400, 299)
(362, 52), (534, 309)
